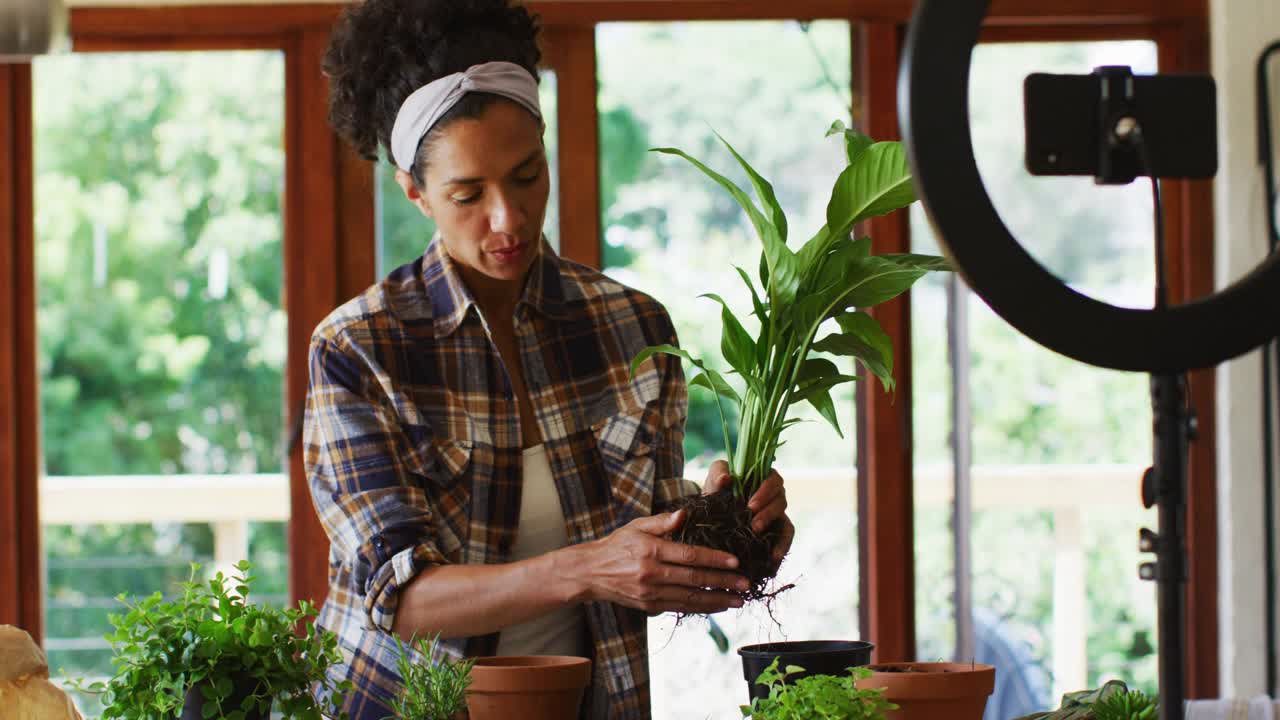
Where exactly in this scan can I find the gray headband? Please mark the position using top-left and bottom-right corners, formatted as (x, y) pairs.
(389, 61), (542, 172)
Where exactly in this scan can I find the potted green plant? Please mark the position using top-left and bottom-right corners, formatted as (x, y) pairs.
(742, 657), (898, 719)
(855, 662), (996, 720)
(633, 121), (947, 596)
(68, 561), (350, 720)
(738, 640), (874, 703)
(631, 122), (947, 693)
(387, 633), (474, 720)
(1013, 680), (1157, 720)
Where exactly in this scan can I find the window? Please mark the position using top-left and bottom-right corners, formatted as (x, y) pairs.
(595, 20), (856, 718)
(0, 4), (1218, 711)
(34, 51), (287, 713)
(912, 41), (1161, 715)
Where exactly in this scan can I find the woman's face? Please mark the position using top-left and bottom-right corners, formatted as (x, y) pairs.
(398, 100), (550, 288)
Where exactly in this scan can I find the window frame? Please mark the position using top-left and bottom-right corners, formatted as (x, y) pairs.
(0, 0), (1217, 698)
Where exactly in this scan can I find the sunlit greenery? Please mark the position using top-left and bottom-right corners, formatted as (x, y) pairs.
(34, 52), (290, 696)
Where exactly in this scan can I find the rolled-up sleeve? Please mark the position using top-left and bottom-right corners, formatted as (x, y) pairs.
(304, 334), (448, 633)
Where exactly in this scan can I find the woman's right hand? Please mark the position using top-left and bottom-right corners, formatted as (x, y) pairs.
(568, 510), (748, 615)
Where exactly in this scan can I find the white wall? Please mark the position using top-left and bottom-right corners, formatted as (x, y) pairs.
(1211, 0), (1280, 699)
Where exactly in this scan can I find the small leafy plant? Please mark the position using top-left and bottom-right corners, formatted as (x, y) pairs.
(632, 121), (948, 595)
(742, 658), (897, 720)
(68, 561), (350, 720)
(1092, 688), (1157, 720)
(1014, 680), (1152, 720)
(386, 633), (475, 720)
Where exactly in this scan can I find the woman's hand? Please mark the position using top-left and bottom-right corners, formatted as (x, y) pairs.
(703, 460), (796, 569)
(570, 510), (748, 615)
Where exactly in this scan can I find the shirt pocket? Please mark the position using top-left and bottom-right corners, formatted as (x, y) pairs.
(590, 404), (661, 528)
(402, 423), (474, 492)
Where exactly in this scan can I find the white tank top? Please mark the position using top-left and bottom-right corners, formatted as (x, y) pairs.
(494, 444), (589, 658)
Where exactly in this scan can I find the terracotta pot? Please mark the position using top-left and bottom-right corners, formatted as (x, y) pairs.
(465, 655), (591, 720)
(855, 662), (995, 720)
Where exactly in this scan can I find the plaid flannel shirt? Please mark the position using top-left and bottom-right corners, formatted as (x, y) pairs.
(304, 238), (696, 719)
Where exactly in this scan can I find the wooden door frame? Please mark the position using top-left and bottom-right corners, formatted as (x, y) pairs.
(64, 7), (372, 609)
(0, 62), (41, 643)
(854, 12), (1218, 698)
(0, 0), (1211, 695)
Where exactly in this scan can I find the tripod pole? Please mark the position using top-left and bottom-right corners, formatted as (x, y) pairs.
(1143, 372), (1191, 720)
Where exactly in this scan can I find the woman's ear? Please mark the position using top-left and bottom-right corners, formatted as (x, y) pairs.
(395, 168), (434, 219)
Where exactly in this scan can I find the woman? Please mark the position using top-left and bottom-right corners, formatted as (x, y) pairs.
(308, 1), (795, 717)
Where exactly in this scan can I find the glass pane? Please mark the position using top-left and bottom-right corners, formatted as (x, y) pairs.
(596, 20), (854, 719)
(33, 51), (287, 714)
(912, 41), (1159, 719)
(377, 70), (559, 275)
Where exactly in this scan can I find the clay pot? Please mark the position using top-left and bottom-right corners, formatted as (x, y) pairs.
(465, 655), (591, 720)
(855, 662), (995, 720)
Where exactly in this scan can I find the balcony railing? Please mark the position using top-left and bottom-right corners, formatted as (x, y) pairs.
(40, 463), (1145, 701)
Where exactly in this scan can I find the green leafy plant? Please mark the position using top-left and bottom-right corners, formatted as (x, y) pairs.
(630, 122), (948, 595)
(67, 561), (350, 719)
(1014, 680), (1149, 720)
(386, 633), (475, 720)
(741, 658), (897, 719)
(1092, 688), (1157, 720)
(633, 121), (947, 500)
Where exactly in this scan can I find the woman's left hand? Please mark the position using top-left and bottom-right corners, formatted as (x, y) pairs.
(703, 461), (795, 569)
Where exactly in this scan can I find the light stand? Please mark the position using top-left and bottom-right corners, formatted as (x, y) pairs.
(900, 3), (1280, 719)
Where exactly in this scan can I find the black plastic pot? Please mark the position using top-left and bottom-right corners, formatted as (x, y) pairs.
(180, 674), (269, 720)
(737, 640), (875, 703)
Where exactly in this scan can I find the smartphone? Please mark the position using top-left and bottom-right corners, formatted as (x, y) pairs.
(1024, 71), (1218, 180)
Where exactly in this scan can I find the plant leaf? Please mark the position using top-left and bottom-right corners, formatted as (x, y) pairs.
(652, 146), (775, 249)
(734, 266), (768, 321)
(804, 386), (843, 438)
(715, 130), (788, 244)
(880, 252), (952, 272)
(654, 144), (798, 309)
(812, 311), (895, 391)
(701, 293), (757, 379)
(826, 141), (917, 234)
(734, 266), (772, 369)
(790, 358), (859, 422)
(826, 119), (874, 166)
(843, 256), (928, 309)
(630, 343), (701, 379)
(690, 369), (742, 407)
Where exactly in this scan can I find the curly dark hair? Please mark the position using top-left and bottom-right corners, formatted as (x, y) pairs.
(323, 0), (542, 185)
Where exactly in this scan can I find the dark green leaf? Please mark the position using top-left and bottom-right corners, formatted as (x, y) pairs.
(715, 130), (788, 244)
(761, 233), (801, 310)
(805, 387), (843, 438)
(701, 293), (757, 378)
(734, 266), (768, 322)
(880, 252), (952, 272)
(811, 311), (895, 391)
(826, 141), (917, 233)
(689, 369), (742, 407)
(843, 256), (928, 309)
(790, 359), (859, 418)
(735, 266), (772, 369)
(707, 616), (730, 654)
(630, 343), (701, 379)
